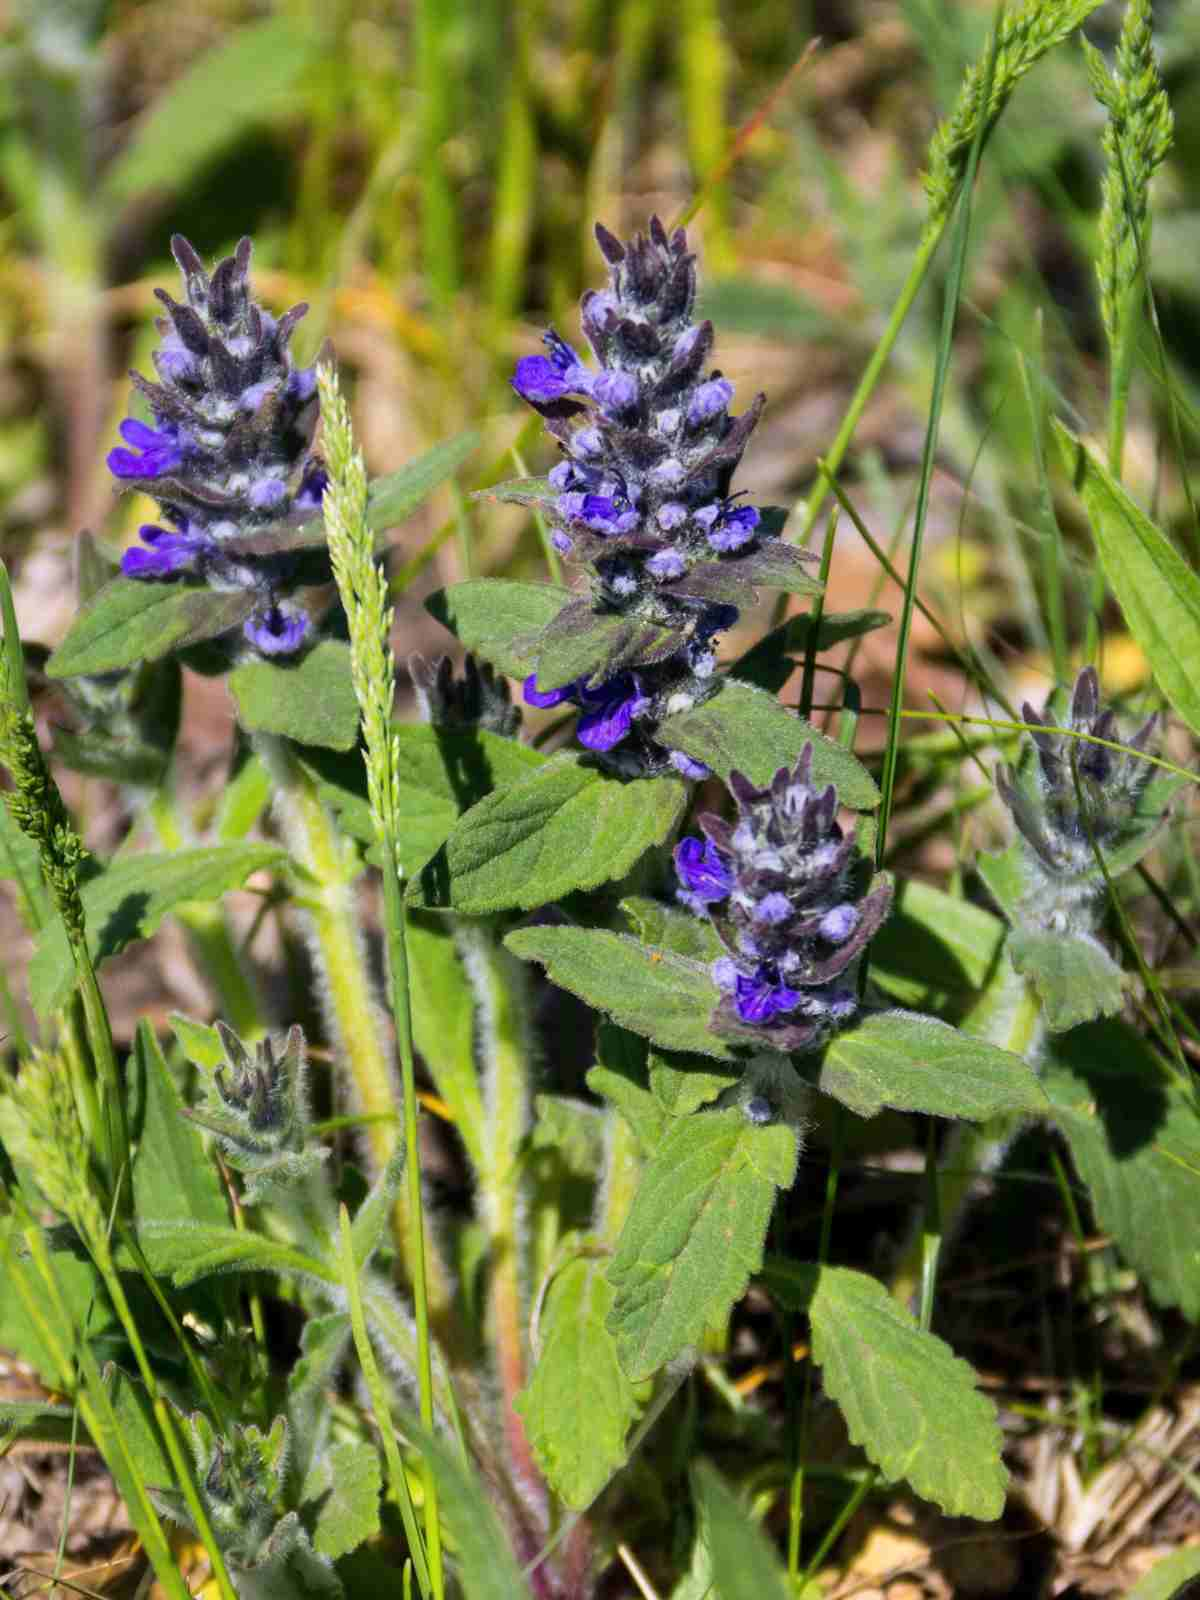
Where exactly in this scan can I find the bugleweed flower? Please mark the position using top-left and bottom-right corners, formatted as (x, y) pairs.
(675, 744), (892, 1051)
(997, 665), (1159, 935)
(510, 217), (819, 773)
(185, 1022), (326, 1200)
(108, 236), (328, 657)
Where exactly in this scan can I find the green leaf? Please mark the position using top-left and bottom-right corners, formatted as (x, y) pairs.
(1127, 1548), (1200, 1600)
(587, 1025), (668, 1155)
(507, 926), (730, 1060)
(135, 1220), (327, 1288)
(426, 580), (572, 677)
(230, 640), (359, 751)
(975, 842), (1027, 924)
(104, 18), (318, 199)
(515, 1253), (639, 1508)
(733, 609), (891, 694)
(1054, 421), (1200, 736)
(649, 1048), (739, 1117)
(0, 1217), (121, 1387)
(764, 1262), (1007, 1519)
(814, 1010), (1048, 1120)
(46, 580), (252, 677)
(411, 754), (687, 913)
(288, 1312), (352, 1490)
(361, 432), (479, 532)
(169, 1014), (225, 1071)
(0, 1399), (79, 1449)
(1043, 1019), (1200, 1319)
(620, 896), (725, 964)
(533, 607), (681, 691)
(658, 678), (879, 809)
(301, 1438), (382, 1561)
(104, 1366), (173, 1488)
(129, 1022), (227, 1234)
(408, 914), (485, 1173)
(30, 843), (288, 1016)
(474, 475), (559, 511)
(691, 1460), (792, 1600)
(607, 1110), (798, 1379)
(1009, 929), (1125, 1031)
(869, 879), (1007, 1018)
(298, 724), (544, 877)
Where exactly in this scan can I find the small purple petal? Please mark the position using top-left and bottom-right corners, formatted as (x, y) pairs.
(647, 548), (686, 580)
(155, 346), (198, 383)
(712, 956), (739, 990)
(819, 904), (858, 944)
(295, 462), (328, 510)
(288, 366), (317, 403)
(687, 377), (734, 429)
(734, 971), (801, 1024)
(592, 369), (639, 414)
(551, 529), (574, 554)
(674, 836), (734, 903)
(825, 988), (858, 1021)
(651, 458), (686, 490)
(244, 604), (309, 656)
(121, 524), (210, 578)
(572, 426), (604, 458)
(548, 461), (576, 490)
(577, 681), (647, 751)
(249, 477), (289, 510)
(523, 674), (578, 709)
(708, 504), (761, 553)
(108, 418), (184, 480)
(513, 355), (573, 404)
(657, 502), (688, 531)
(669, 751), (711, 781)
(239, 379), (274, 413)
(752, 892), (792, 924)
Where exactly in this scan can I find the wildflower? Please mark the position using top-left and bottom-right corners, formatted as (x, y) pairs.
(108, 236), (329, 658)
(997, 665), (1161, 936)
(674, 744), (892, 1051)
(507, 217), (820, 773)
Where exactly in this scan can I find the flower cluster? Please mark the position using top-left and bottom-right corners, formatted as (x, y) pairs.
(108, 235), (328, 657)
(675, 745), (892, 1051)
(185, 1022), (326, 1200)
(997, 665), (1160, 933)
(509, 217), (819, 772)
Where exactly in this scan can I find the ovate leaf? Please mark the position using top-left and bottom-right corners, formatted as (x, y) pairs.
(649, 1048), (739, 1118)
(1042, 1019), (1200, 1319)
(426, 580), (572, 677)
(1127, 1548), (1200, 1600)
(30, 844), (289, 1016)
(607, 1110), (798, 1379)
(764, 1262), (1007, 1520)
(587, 1025), (668, 1155)
(814, 1010), (1047, 1120)
(658, 678), (879, 809)
(412, 754), (686, 913)
(691, 1461), (792, 1600)
(620, 896), (725, 964)
(507, 926), (729, 1060)
(515, 1253), (639, 1508)
(1054, 421), (1200, 736)
(229, 640), (359, 751)
(301, 1439), (381, 1560)
(869, 879), (1007, 1019)
(46, 580), (252, 677)
(1009, 929), (1125, 1032)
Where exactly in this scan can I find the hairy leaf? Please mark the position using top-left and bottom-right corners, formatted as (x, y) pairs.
(230, 640), (359, 751)
(408, 915), (485, 1173)
(620, 896), (725, 964)
(814, 1010), (1047, 1120)
(1009, 929), (1125, 1031)
(507, 926), (730, 1060)
(1043, 1019), (1200, 1319)
(869, 879), (1007, 1018)
(649, 1048), (740, 1118)
(533, 607), (681, 691)
(46, 580), (253, 677)
(0, 1218), (121, 1386)
(733, 609), (891, 693)
(426, 580), (572, 677)
(765, 1262), (1007, 1519)
(516, 1253), (639, 1508)
(30, 844), (288, 1016)
(587, 1025), (668, 1155)
(1054, 422), (1200, 736)
(0, 1399), (79, 1449)
(658, 678), (878, 809)
(607, 1110), (798, 1379)
(302, 1439), (382, 1560)
(412, 754), (687, 913)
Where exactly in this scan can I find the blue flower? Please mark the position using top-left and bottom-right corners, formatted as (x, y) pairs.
(244, 603), (309, 657)
(107, 418), (186, 480)
(674, 744), (892, 1051)
(121, 522), (213, 578)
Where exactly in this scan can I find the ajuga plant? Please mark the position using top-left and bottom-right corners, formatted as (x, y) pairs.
(4, 6), (1200, 1591)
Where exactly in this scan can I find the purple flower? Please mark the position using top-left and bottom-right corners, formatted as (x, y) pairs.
(121, 522), (212, 578)
(707, 503), (761, 553)
(819, 904), (858, 943)
(733, 969), (802, 1023)
(647, 549), (686, 580)
(249, 477), (289, 510)
(687, 377), (733, 429)
(674, 837), (734, 905)
(577, 675), (648, 751)
(523, 674), (577, 710)
(107, 418), (185, 480)
(512, 331), (593, 404)
(295, 462), (329, 511)
(592, 369), (639, 415)
(244, 603), (309, 656)
(669, 750), (711, 781)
